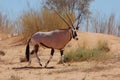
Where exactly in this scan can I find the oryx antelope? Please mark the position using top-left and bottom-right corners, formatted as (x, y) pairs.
(25, 11), (81, 68)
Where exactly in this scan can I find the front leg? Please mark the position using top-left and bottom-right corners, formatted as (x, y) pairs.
(44, 48), (54, 68)
(34, 45), (42, 66)
(60, 50), (65, 66)
(35, 53), (42, 66)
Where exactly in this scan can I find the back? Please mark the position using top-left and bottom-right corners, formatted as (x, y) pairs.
(31, 29), (72, 49)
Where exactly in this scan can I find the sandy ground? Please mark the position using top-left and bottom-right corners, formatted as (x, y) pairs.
(0, 32), (120, 80)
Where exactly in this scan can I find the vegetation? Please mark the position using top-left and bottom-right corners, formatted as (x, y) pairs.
(0, 0), (120, 41)
(0, 12), (14, 34)
(16, 0), (93, 42)
(45, 0), (93, 28)
(18, 9), (69, 42)
(85, 13), (120, 36)
(64, 40), (110, 62)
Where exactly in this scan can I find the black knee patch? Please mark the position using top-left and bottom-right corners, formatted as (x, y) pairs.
(51, 48), (54, 56)
(60, 50), (64, 56)
(31, 50), (34, 55)
(34, 45), (39, 53)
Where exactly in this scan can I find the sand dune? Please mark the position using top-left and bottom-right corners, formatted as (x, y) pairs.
(0, 32), (120, 80)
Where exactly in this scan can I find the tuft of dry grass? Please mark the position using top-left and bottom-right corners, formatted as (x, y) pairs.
(97, 40), (110, 52)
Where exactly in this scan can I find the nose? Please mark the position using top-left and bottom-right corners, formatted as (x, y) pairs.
(75, 37), (78, 40)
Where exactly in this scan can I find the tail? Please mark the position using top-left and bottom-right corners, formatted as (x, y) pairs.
(25, 39), (31, 61)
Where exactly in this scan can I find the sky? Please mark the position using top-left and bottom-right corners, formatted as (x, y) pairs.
(0, 0), (120, 21)
(0, 0), (42, 21)
(90, 0), (120, 19)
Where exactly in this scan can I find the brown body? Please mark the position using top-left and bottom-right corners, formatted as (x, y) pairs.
(30, 28), (72, 50)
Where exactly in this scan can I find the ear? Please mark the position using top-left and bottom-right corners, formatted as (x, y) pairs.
(68, 26), (71, 29)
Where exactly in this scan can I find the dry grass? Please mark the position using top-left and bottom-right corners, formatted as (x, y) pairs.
(0, 12), (14, 34)
(18, 9), (69, 42)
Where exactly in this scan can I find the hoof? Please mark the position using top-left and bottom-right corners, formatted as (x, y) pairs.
(44, 65), (47, 68)
(39, 63), (42, 67)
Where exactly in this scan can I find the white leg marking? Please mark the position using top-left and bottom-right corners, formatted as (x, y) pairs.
(35, 53), (42, 66)
(44, 55), (53, 68)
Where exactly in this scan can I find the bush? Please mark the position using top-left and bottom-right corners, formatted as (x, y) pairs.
(64, 40), (110, 62)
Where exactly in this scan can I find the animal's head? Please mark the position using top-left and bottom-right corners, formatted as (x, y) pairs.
(71, 27), (78, 40)
(55, 10), (82, 40)
(55, 10), (81, 40)
(68, 14), (80, 40)
(71, 18), (81, 40)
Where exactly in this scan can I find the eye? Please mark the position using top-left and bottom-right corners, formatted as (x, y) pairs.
(76, 27), (79, 30)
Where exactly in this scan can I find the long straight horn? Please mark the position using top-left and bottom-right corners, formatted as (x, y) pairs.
(54, 10), (71, 27)
(66, 13), (74, 29)
(75, 4), (85, 30)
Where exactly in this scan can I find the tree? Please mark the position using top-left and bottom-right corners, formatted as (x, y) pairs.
(44, 0), (94, 29)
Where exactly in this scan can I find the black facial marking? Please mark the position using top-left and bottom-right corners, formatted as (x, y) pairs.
(72, 30), (77, 39)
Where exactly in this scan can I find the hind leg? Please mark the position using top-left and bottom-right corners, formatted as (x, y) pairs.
(28, 45), (42, 66)
(28, 49), (34, 66)
(34, 45), (42, 66)
(44, 48), (54, 68)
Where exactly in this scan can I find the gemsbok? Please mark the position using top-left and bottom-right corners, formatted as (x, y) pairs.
(25, 11), (81, 68)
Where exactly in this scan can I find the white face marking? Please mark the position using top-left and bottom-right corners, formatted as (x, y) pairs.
(72, 27), (78, 40)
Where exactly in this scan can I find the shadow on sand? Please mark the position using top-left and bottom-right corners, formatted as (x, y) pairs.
(12, 66), (55, 70)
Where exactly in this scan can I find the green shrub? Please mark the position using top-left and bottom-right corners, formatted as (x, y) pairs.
(64, 40), (110, 62)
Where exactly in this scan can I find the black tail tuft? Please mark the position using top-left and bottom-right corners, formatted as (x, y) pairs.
(26, 44), (29, 61)
(25, 39), (30, 61)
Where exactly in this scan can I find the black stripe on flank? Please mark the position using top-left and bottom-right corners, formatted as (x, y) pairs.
(40, 43), (51, 48)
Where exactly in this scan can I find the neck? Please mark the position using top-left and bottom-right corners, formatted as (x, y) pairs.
(67, 27), (73, 41)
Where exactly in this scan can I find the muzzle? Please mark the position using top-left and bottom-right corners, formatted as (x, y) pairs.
(74, 37), (78, 40)
(73, 36), (78, 40)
